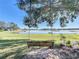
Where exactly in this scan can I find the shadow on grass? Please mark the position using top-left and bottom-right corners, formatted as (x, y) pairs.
(0, 39), (27, 49)
(0, 39), (28, 59)
(0, 46), (27, 59)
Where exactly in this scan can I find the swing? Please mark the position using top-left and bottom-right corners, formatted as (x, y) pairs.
(27, 0), (54, 48)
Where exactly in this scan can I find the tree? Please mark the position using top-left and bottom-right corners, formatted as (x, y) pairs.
(0, 21), (6, 30)
(17, 0), (79, 40)
(17, 0), (79, 27)
(9, 22), (19, 31)
(0, 21), (19, 31)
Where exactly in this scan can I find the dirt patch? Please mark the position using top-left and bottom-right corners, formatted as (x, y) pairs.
(23, 48), (79, 59)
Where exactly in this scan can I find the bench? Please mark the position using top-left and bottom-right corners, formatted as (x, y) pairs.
(27, 40), (54, 48)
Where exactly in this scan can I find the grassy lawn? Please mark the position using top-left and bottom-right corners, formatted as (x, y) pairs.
(0, 31), (79, 59)
(0, 31), (28, 39)
(0, 39), (27, 59)
(1, 31), (79, 41)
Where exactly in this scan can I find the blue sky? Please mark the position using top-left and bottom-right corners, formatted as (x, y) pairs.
(0, 0), (26, 28)
(0, 0), (79, 29)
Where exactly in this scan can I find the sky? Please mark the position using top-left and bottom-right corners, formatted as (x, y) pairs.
(0, 0), (26, 28)
(0, 0), (79, 29)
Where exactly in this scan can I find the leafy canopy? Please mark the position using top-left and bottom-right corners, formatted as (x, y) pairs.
(17, 0), (79, 28)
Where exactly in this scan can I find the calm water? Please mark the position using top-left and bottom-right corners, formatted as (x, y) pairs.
(19, 30), (79, 34)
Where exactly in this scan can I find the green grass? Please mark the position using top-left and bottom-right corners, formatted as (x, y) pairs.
(0, 30), (4, 32)
(0, 31), (28, 39)
(1, 31), (79, 41)
(0, 31), (79, 59)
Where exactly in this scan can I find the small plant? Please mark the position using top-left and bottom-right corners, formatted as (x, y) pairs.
(66, 40), (72, 48)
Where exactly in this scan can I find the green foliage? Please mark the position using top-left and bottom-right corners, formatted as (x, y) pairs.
(66, 40), (72, 47)
(17, 0), (79, 28)
(9, 22), (20, 30)
(0, 21), (19, 31)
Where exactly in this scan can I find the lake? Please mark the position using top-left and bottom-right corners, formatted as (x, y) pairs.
(19, 30), (79, 34)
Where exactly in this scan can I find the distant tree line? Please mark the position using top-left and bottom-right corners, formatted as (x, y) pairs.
(0, 21), (20, 31)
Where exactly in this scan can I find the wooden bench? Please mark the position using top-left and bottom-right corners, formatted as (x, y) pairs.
(27, 40), (54, 48)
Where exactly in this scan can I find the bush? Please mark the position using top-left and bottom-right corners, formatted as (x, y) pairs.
(66, 41), (72, 47)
